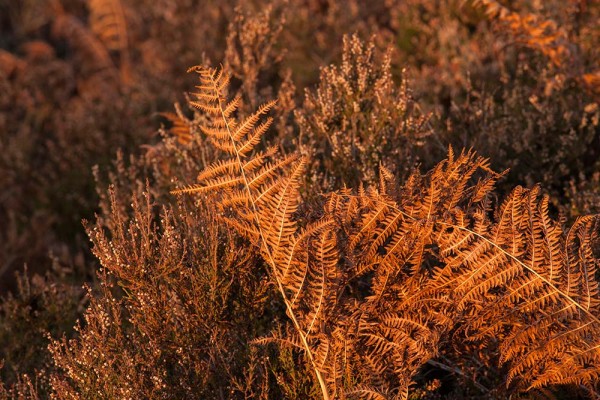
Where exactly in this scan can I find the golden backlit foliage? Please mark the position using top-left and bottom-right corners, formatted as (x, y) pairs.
(1, 0), (599, 399)
(171, 66), (600, 399)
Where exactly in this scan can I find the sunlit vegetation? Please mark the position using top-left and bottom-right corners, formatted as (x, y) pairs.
(1, 0), (599, 398)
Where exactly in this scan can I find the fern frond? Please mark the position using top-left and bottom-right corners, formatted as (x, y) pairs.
(238, 118), (273, 155)
(173, 66), (333, 400)
(173, 64), (600, 398)
(435, 186), (600, 393)
(88, 0), (128, 53)
(232, 100), (277, 143)
(160, 112), (193, 145)
(170, 184), (206, 195)
(88, 0), (130, 82)
(252, 333), (305, 351)
(346, 385), (391, 400)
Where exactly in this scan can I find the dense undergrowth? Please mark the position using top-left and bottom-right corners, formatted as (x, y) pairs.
(0, 0), (599, 398)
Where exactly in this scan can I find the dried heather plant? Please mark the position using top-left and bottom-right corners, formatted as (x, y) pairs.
(296, 34), (431, 193)
(50, 187), (273, 399)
